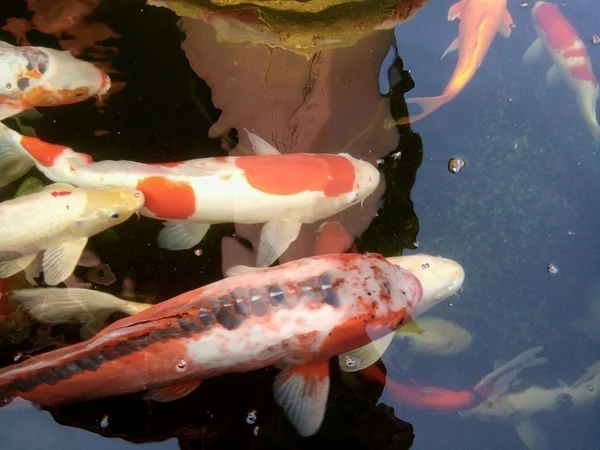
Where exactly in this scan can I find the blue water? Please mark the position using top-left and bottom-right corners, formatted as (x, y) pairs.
(1, 0), (600, 449)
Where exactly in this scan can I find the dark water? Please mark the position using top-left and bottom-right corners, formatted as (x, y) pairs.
(1, 0), (600, 449)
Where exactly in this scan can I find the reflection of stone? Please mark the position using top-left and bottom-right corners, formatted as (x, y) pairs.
(155, 0), (428, 55)
(180, 17), (401, 266)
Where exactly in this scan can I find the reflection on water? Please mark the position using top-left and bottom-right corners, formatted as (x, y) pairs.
(1, 0), (600, 449)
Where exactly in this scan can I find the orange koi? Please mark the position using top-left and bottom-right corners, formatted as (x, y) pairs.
(397, 0), (514, 124)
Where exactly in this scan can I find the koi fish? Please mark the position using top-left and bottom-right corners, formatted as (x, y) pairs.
(0, 252), (442, 437)
(460, 361), (600, 450)
(0, 124), (380, 267)
(0, 182), (144, 286)
(0, 41), (110, 120)
(397, 0), (514, 124)
(523, 1), (600, 144)
(9, 253), (465, 345)
(360, 346), (547, 412)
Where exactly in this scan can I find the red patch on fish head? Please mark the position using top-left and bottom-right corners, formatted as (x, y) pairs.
(235, 154), (356, 198)
(136, 176), (195, 219)
(534, 2), (578, 51)
(20, 136), (68, 167)
(568, 64), (598, 85)
(50, 190), (71, 197)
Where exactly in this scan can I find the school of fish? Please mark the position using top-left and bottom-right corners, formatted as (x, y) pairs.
(0, 0), (596, 444)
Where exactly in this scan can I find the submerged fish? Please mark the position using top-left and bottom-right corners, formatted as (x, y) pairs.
(396, 0), (514, 124)
(0, 253), (441, 437)
(0, 124), (380, 267)
(0, 183), (144, 286)
(361, 346), (547, 412)
(0, 41), (110, 120)
(460, 361), (600, 450)
(523, 1), (600, 144)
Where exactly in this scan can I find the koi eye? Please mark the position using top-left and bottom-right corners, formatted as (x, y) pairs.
(134, 192), (142, 198)
(38, 62), (47, 74)
(175, 359), (187, 372)
(5, 82), (11, 90)
(109, 212), (120, 219)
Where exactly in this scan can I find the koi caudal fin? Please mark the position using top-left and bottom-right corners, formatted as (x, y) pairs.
(472, 346), (548, 401)
(395, 94), (455, 126)
(0, 123), (35, 188)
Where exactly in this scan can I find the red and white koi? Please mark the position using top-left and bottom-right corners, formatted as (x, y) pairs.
(0, 124), (381, 267)
(0, 41), (110, 120)
(0, 183), (144, 286)
(397, 0), (514, 124)
(523, 1), (600, 144)
(0, 253), (441, 437)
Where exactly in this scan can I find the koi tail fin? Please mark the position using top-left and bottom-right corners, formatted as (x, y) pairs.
(472, 346), (548, 400)
(0, 123), (35, 188)
(9, 287), (151, 328)
(589, 122), (600, 149)
(395, 94), (454, 126)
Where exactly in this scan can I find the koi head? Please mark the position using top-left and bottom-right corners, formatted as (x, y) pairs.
(386, 254), (465, 316)
(0, 42), (110, 113)
(74, 188), (145, 236)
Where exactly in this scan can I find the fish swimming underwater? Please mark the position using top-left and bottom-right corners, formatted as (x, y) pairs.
(0, 253), (441, 437)
(0, 124), (380, 267)
(0, 41), (110, 121)
(360, 346), (547, 412)
(523, 1), (600, 145)
(460, 360), (600, 450)
(396, 0), (514, 124)
(9, 253), (465, 348)
(0, 182), (144, 286)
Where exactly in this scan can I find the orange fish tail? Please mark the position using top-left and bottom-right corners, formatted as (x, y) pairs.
(395, 95), (453, 125)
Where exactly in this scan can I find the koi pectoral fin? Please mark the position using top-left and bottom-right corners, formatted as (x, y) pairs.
(546, 64), (562, 87)
(0, 254), (37, 279)
(273, 361), (330, 437)
(256, 221), (302, 267)
(157, 221), (210, 251)
(244, 129), (281, 155)
(337, 332), (395, 373)
(447, 0), (467, 21)
(0, 125), (35, 189)
(514, 418), (549, 450)
(42, 237), (88, 286)
(144, 379), (203, 402)
(441, 37), (459, 59)
(523, 38), (545, 66)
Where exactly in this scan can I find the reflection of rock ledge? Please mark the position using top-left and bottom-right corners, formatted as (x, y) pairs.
(150, 0), (428, 55)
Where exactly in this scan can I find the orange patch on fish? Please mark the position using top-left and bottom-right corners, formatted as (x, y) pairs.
(235, 154), (355, 197)
(535, 3), (578, 51)
(136, 176), (196, 219)
(50, 191), (71, 197)
(569, 64), (598, 85)
(563, 48), (588, 58)
(20, 136), (68, 167)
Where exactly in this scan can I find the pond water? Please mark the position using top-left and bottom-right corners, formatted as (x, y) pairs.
(1, 0), (600, 449)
